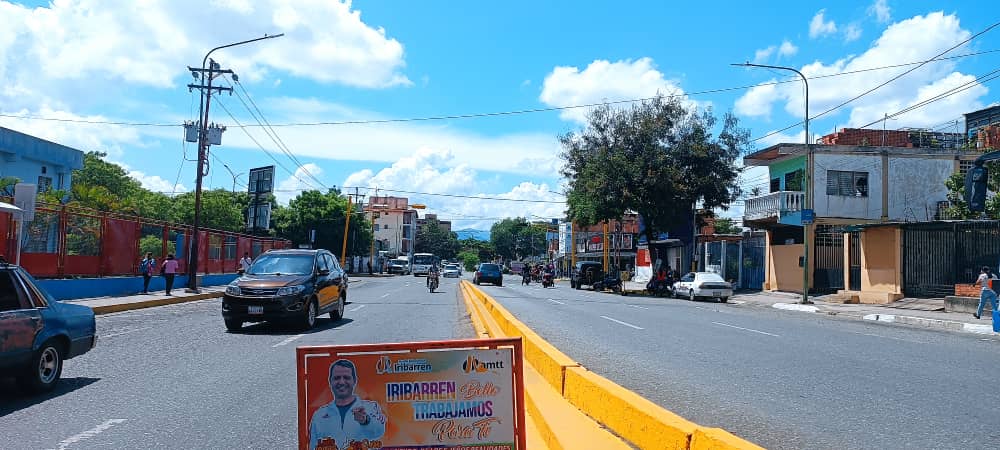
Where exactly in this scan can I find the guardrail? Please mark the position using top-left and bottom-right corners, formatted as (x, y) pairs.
(460, 280), (765, 450)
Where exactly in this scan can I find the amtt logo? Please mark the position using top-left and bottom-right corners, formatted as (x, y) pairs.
(462, 355), (504, 373)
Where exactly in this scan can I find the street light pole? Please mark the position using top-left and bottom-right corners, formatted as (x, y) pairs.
(186, 33), (283, 293)
(733, 62), (811, 304)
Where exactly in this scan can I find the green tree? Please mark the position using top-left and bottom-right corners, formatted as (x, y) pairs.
(170, 189), (248, 232)
(74, 151), (143, 200)
(944, 170), (1000, 219)
(457, 250), (480, 272)
(489, 218), (546, 261)
(559, 95), (748, 244)
(712, 217), (742, 235)
(271, 190), (371, 256)
(458, 237), (494, 262)
(415, 218), (459, 259)
(139, 235), (163, 257)
(0, 176), (19, 196)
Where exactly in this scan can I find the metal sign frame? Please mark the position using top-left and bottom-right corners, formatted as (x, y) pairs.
(248, 165), (275, 194)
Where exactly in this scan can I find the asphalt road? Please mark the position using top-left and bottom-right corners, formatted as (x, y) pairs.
(0, 275), (472, 450)
(482, 275), (1000, 450)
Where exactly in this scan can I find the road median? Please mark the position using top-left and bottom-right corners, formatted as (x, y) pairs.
(460, 280), (765, 450)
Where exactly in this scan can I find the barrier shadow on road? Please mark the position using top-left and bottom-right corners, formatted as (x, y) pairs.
(230, 317), (356, 336)
(0, 376), (101, 417)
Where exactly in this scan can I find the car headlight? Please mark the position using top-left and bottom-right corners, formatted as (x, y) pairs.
(226, 285), (241, 296)
(277, 285), (306, 296)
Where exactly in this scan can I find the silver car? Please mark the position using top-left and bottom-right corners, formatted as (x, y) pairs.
(672, 272), (733, 302)
(442, 264), (462, 278)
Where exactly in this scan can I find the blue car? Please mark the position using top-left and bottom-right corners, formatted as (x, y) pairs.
(0, 259), (97, 392)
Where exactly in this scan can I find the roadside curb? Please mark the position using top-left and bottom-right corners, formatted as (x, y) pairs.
(767, 302), (1000, 336)
(74, 292), (223, 315)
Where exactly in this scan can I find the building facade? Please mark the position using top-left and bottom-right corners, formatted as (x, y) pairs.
(0, 126), (84, 192)
(416, 213), (452, 233)
(743, 142), (979, 294)
(366, 196), (417, 257)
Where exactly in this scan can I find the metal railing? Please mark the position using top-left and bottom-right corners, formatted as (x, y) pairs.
(743, 191), (805, 221)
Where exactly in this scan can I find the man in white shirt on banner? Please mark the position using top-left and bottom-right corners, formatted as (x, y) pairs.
(309, 359), (386, 450)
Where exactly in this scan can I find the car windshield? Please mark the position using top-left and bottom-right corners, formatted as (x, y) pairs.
(248, 254), (314, 275)
(413, 255), (436, 265)
(445, 265), (459, 270)
(17, 268), (57, 304)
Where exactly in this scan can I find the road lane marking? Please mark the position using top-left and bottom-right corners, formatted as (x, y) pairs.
(711, 321), (780, 337)
(49, 419), (127, 450)
(349, 305), (366, 312)
(100, 327), (152, 338)
(600, 315), (644, 330)
(547, 299), (565, 305)
(380, 293), (390, 298)
(627, 304), (648, 309)
(272, 334), (305, 347)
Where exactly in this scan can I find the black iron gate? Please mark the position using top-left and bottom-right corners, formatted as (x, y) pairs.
(849, 231), (861, 291)
(903, 221), (1000, 297)
(813, 224), (844, 291)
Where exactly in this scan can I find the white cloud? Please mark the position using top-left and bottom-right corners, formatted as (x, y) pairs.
(869, 0), (891, 23)
(844, 23), (863, 42)
(753, 40), (798, 63)
(129, 170), (188, 194)
(341, 149), (566, 230)
(0, 106), (146, 159)
(778, 40), (798, 57)
(539, 58), (689, 124)
(809, 10), (838, 38)
(0, 0), (408, 92)
(735, 12), (987, 129)
(276, 162), (325, 204)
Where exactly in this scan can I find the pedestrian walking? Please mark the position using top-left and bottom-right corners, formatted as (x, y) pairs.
(162, 254), (179, 295)
(973, 266), (999, 320)
(139, 252), (156, 294)
(239, 252), (253, 275)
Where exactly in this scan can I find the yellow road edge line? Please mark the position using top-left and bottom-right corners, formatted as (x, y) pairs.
(89, 292), (223, 315)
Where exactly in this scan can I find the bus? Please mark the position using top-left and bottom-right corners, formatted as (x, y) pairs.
(411, 253), (439, 276)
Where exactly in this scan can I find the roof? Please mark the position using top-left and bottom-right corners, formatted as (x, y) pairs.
(743, 143), (980, 166)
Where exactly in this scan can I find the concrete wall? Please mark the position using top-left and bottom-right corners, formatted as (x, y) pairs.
(767, 156), (806, 191)
(812, 153), (952, 221)
(766, 242), (807, 292)
(859, 227), (903, 303)
(0, 126), (83, 190)
(39, 274), (238, 301)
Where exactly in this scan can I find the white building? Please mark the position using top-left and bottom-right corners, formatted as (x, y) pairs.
(366, 196), (417, 258)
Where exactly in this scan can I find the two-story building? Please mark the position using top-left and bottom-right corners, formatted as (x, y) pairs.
(743, 142), (980, 294)
(366, 196), (418, 258)
(0, 126), (84, 192)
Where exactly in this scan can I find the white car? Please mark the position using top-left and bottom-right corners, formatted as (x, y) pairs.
(442, 264), (462, 278)
(672, 272), (733, 302)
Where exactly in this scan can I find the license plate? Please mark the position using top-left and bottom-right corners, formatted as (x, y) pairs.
(248, 305), (264, 314)
(713, 291), (722, 297)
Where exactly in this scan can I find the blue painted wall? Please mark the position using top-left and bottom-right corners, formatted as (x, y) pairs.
(0, 126), (84, 191)
(39, 274), (238, 301)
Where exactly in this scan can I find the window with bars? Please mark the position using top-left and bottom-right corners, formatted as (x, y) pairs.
(769, 178), (781, 193)
(826, 170), (869, 197)
(209, 235), (222, 260)
(959, 159), (975, 176)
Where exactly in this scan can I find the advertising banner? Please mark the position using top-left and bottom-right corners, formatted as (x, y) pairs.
(297, 339), (525, 450)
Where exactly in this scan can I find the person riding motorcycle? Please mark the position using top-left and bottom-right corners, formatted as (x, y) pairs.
(427, 263), (440, 287)
(542, 264), (555, 287)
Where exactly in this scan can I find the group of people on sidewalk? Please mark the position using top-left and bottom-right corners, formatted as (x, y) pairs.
(138, 252), (254, 296)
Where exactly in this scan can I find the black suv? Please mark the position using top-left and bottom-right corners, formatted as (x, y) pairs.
(570, 261), (603, 290)
(222, 249), (347, 331)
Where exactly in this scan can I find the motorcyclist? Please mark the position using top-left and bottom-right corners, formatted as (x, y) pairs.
(426, 263), (440, 287)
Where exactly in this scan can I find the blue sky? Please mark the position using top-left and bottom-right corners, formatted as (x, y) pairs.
(1, 0), (997, 230)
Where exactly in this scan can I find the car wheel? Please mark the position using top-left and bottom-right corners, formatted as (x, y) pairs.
(301, 299), (318, 330)
(720, 297), (729, 303)
(497, 281), (503, 287)
(331, 294), (345, 320)
(18, 340), (63, 393)
(224, 318), (244, 332)
(689, 290), (696, 302)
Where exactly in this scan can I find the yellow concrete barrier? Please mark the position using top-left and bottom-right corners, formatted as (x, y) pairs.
(563, 366), (698, 450)
(461, 280), (767, 450)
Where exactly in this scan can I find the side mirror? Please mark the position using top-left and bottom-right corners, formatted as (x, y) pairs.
(318, 268), (331, 276)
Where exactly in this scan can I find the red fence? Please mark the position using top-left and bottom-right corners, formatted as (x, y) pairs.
(0, 202), (290, 278)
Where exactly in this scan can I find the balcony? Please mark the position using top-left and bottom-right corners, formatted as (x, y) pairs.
(744, 191), (804, 221)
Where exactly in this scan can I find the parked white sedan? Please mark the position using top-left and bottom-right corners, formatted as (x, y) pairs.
(672, 272), (733, 302)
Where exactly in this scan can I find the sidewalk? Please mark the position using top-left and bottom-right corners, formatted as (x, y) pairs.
(64, 286), (226, 315)
(623, 281), (999, 336)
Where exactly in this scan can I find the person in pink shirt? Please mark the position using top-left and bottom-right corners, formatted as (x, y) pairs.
(161, 254), (180, 295)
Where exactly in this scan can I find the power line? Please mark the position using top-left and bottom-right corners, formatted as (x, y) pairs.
(213, 97), (320, 190)
(857, 66), (1000, 129)
(343, 186), (567, 204)
(227, 76), (328, 190)
(750, 23), (1000, 143)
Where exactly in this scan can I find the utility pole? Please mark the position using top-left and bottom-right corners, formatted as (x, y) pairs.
(184, 34), (283, 293)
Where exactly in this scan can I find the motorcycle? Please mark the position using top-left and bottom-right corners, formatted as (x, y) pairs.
(541, 273), (554, 288)
(428, 273), (439, 293)
(593, 273), (623, 294)
(646, 279), (672, 297)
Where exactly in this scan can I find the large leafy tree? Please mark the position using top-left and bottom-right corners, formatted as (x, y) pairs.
(271, 190), (371, 256)
(458, 237), (494, 262)
(944, 169), (1000, 219)
(560, 95), (749, 243)
(170, 189), (249, 232)
(75, 151), (143, 200)
(490, 218), (547, 261)
(415, 218), (459, 259)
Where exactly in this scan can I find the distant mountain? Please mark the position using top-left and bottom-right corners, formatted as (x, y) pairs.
(454, 229), (491, 241)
